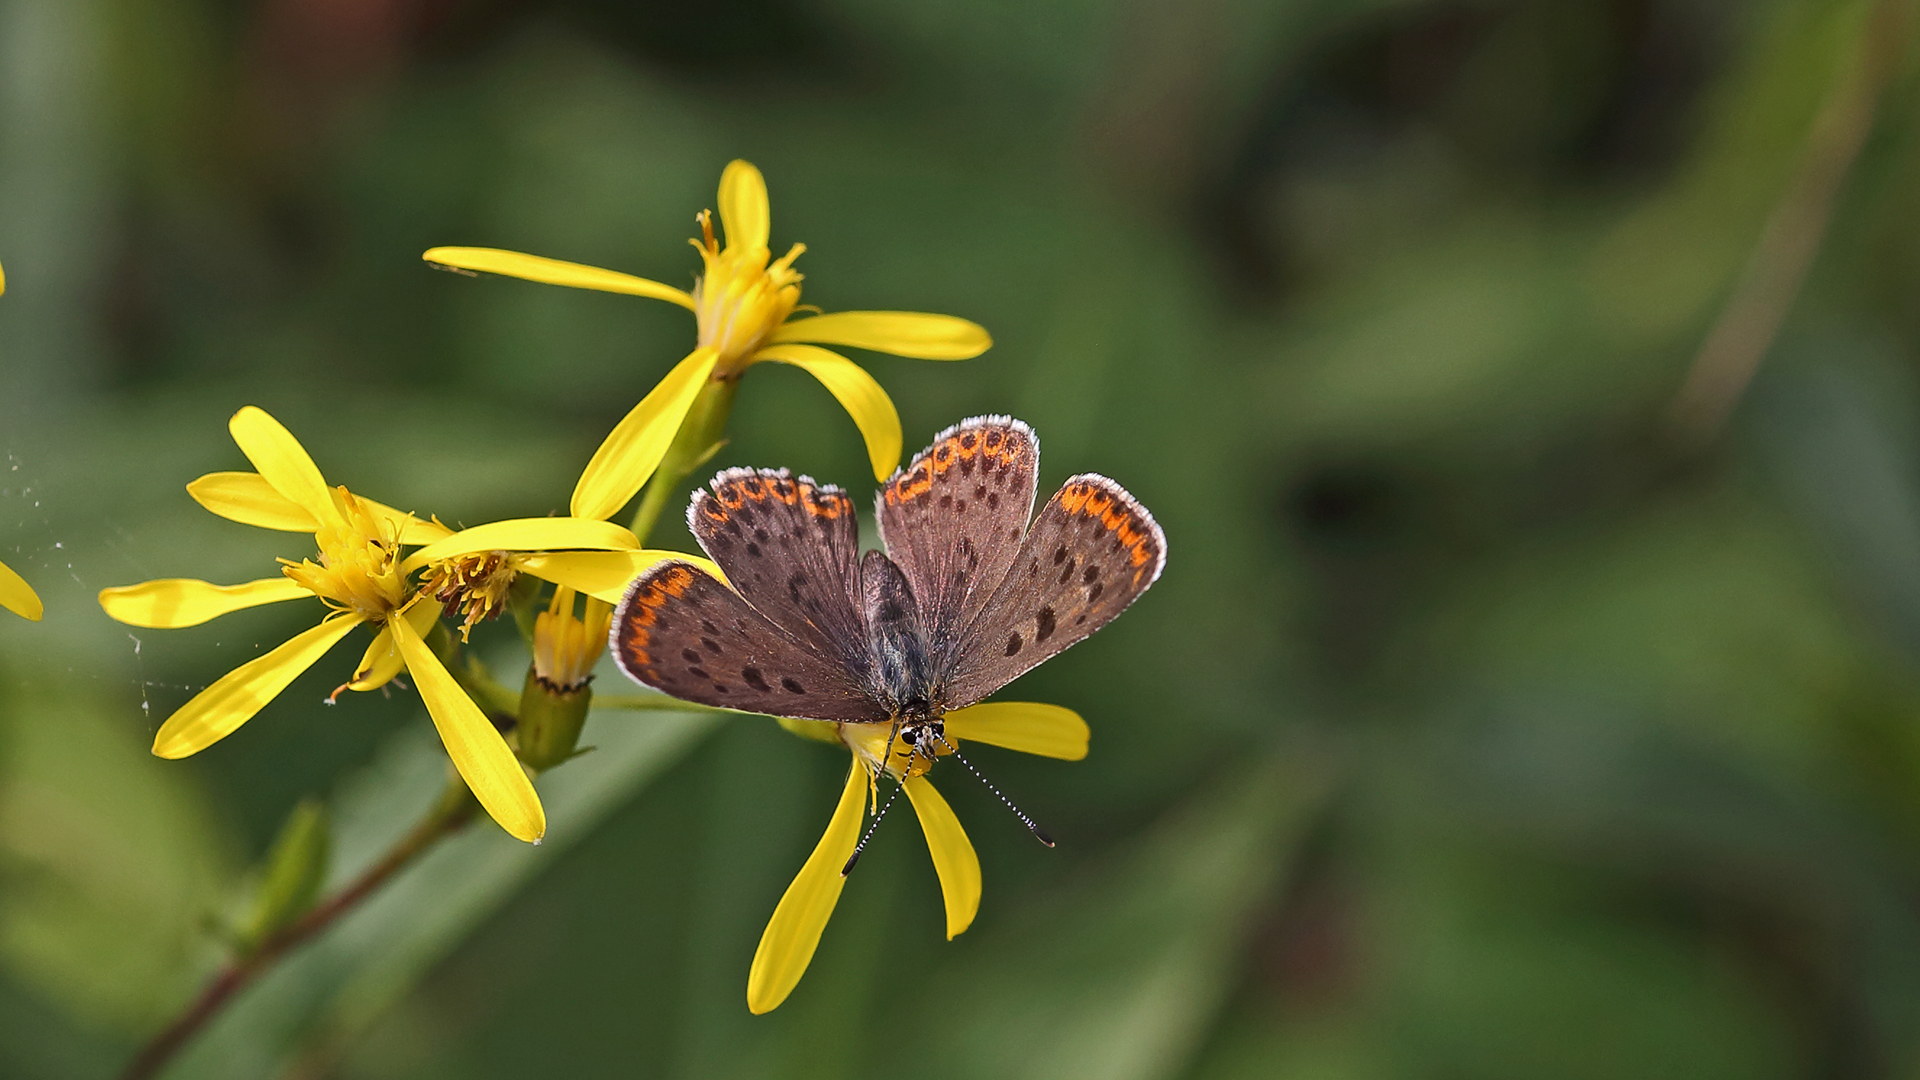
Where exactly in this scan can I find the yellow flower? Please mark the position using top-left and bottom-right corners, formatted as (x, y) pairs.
(138, 411), (720, 795)
(423, 159), (992, 519)
(747, 702), (1090, 1014)
(95, 407), (645, 844)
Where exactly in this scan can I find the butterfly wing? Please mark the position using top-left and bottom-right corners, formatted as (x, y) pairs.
(688, 467), (871, 680)
(876, 416), (1039, 661)
(941, 473), (1166, 709)
(611, 560), (889, 721)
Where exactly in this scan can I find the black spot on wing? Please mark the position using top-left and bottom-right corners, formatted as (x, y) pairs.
(938, 472), (1164, 709)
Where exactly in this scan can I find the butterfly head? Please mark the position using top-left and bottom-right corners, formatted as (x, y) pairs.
(840, 717), (948, 780)
(902, 716), (946, 761)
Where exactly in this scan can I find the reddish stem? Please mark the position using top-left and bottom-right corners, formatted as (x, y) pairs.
(119, 797), (475, 1080)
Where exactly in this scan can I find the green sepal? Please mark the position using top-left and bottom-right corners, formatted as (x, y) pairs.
(516, 666), (594, 772)
(237, 797), (331, 953)
(629, 379), (739, 541)
(507, 572), (544, 647)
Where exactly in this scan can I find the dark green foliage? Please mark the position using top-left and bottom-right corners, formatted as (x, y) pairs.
(5, 0), (1920, 1076)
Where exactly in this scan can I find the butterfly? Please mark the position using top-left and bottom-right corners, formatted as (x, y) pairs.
(609, 415), (1165, 758)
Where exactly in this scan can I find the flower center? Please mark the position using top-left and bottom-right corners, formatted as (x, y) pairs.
(423, 550), (517, 642)
(689, 209), (804, 375)
(280, 488), (409, 621)
(533, 587), (612, 692)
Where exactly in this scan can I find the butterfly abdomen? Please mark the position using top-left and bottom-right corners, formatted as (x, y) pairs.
(860, 549), (938, 720)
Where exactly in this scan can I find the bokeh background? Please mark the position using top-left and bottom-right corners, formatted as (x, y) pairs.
(5, 0), (1920, 1076)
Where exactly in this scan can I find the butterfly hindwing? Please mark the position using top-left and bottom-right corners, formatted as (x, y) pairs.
(876, 416), (1039, 660)
(611, 560), (888, 722)
(941, 473), (1166, 709)
(689, 467), (870, 679)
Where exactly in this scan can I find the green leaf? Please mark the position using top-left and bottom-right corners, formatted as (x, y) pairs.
(913, 747), (1333, 1080)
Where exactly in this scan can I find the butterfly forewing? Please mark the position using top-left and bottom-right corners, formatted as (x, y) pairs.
(941, 474), (1166, 709)
(612, 560), (888, 722)
(876, 416), (1039, 661)
(689, 468), (870, 679)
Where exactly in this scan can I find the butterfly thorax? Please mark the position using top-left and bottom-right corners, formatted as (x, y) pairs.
(861, 549), (943, 731)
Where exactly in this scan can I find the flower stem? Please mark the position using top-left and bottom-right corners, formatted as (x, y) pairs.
(629, 377), (738, 544)
(628, 460), (682, 547)
(119, 783), (478, 1080)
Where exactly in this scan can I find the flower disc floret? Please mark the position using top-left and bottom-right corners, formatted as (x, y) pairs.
(423, 549), (515, 642)
(280, 488), (410, 621)
(691, 209), (806, 374)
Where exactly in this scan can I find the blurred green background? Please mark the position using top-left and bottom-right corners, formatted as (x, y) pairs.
(6, 0), (1920, 1076)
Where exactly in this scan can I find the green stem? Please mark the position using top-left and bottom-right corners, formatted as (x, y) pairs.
(629, 377), (738, 544)
(628, 463), (682, 548)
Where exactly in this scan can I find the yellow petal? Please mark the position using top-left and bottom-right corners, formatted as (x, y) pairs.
(422, 247), (694, 310)
(228, 407), (340, 527)
(770, 311), (992, 360)
(99, 577), (310, 629)
(904, 776), (981, 939)
(394, 514), (453, 545)
(187, 472), (317, 531)
(347, 599), (440, 692)
(943, 702), (1089, 761)
(187, 471), (447, 545)
(753, 344), (902, 481)
(514, 549), (726, 604)
(389, 610), (545, 843)
(348, 625), (402, 693)
(152, 616), (362, 758)
(717, 160), (770, 252)
(571, 348), (719, 521)
(400, 518), (640, 574)
(0, 559), (42, 621)
(747, 761), (865, 1014)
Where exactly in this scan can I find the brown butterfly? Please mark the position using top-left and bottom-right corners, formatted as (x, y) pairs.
(610, 415), (1165, 759)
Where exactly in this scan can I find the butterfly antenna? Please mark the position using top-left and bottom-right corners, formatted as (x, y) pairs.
(842, 748), (913, 877)
(935, 734), (1055, 847)
(841, 716), (904, 875)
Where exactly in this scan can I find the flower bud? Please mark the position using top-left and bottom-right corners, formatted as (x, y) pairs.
(517, 587), (610, 771)
(237, 797), (330, 951)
